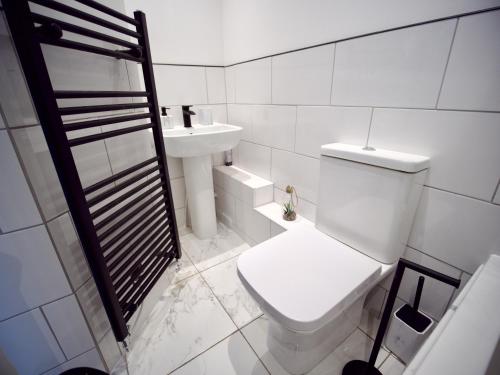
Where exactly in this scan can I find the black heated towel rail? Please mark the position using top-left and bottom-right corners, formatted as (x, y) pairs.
(3, 0), (181, 341)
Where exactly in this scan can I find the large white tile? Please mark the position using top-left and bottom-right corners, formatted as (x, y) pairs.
(170, 177), (186, 209)
(123, 274), (237, 375)
(181, 222), (250, 271)
(227, 104), (253, 141)
(0, 15), (38, 127)
(206, 67), (227, 104)
(252, 105), (296, 151)
(379, 355), (406, 375)
(42, 295), (94, 360)
(494, 186), (500, 205)
(272, 45), (335, 105)
(215, 184), (237, 228)
(0, 108), (5, 128)
(295, 106), (372, 158)
(11, 126), (67, 220)
(98, 329), (122, 371)
(41, 349), (105, 375)
(154, 65), (208, 105)
(409, 187), (500, 274)
(167, 156), (184, 179)
(331, 20), (455, 108)
(0, 226), (71, 320)
(0, 309), (66, 375)
(225, 66), (237, 103)
(234, 141), (272, 180)
(47, 213), (90, 291)
(202, 257), (262, 327)
(242, 317), (388, 375)
(171, 331), (268, 375)
(438, 10), (500, 111)
(235, 58), (272, 104)
(369, 109), (500, 201)
(359, 285), (386, 339)
(0, 130), (42, 232)
(398, 247), (461, 320)
(271, 149), (320, 203)
(76, 278), (110, 342)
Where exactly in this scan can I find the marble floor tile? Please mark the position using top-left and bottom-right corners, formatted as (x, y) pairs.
(170, 332), (269, 375)
(167, 252), (198, 284)
(120, 274), (237, 375)
(202, 257), (262, 328)
(379, 355), (406, 375)
(242, 316), (389, 375)
(181, 222), (250, 272)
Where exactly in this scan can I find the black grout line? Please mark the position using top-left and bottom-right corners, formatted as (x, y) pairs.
(435, 18), (459, 109)
(224, 6), (500, 67)
(329, 44), (336, 105)
(153, 62), (224, 68)
(365, 107), (375, 147)
(423, 184), (496, 205)
(491, 178), (500, 203)
(39, 306), (69, 361)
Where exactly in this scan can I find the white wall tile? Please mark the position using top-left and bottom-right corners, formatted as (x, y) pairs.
(494, 186), (500, 205)
(233, 141), (272, 180)
(0, 109), (5, 128)
(398, 247), (461, 320)
(0, 226), (71, 320)
(271, 149), (320, 203)
(0, 130), (42, 232)
(225, 66), (236, 103)
(175, 207), (188, 233)
(167, 157), (184, 179)
(409, 187), (500, 274)
(227, 104), (253, 140)
(41, 348), (105, 375)
(272, 44), (335, 105)
(154, 65), (208, 105)
(42, 295), (94, 360)
(273, 187), (317, 222)
(0, 309), (66, 375)
(369, 109), (500, 201)
(215, 185), (236, 228)
(0, 14), (38, 127)
(171, 177), (186, 209)
(235, 199), (271, 244)
(47, 213), (90, 291)
(295, 106), (372, 158)
(11, 126), (67, 220)
(76, 278), (110, 342)
(331, 20), (455, 108)
(235, 58), (271, 104)
(438, 10), (500, 111)
(206, 67), (227, 104)
(251, 105), (296, 151)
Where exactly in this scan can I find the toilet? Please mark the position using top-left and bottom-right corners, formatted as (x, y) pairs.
(237, 143), (429, 374)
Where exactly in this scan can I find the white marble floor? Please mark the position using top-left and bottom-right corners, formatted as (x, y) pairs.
(114, 223), (406, 375)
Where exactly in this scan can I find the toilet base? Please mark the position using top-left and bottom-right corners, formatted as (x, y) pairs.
(266, 297), (365, 375)
(342, 360), (382, 375)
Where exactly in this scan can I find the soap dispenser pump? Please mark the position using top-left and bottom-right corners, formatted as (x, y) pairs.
(160, 106), (173, 130)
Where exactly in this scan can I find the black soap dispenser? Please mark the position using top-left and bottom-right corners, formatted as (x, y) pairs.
(160, 106), (173, 130)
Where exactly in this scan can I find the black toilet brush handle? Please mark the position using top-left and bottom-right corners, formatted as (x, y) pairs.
(413, 276), (425, 312)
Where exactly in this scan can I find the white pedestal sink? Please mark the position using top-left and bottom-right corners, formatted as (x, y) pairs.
(163, 123), (242, 239)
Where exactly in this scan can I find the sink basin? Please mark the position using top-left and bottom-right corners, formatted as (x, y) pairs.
(161, 123), (242, 239)
(163, 123), (242, 158)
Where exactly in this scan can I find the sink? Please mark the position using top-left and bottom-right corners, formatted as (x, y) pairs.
(163, 123), (242, 158)
(161, 123), (242, 239)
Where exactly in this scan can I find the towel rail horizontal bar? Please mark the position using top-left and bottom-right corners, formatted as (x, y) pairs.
(32, 12), (140, 49)
(90, 178), (163, 220)
(84, 156), (158, 195)
(93, 188), (165, 231)
(29, 0), (141, 38)
(87, 165), (160, 207)
(68, 122), (153, 147)
(73, 0), (139, 26)
(55, 90), (149, 99)
(60, 102), (150, 116)
(111, 229), (171, 286)
(64, 113), (153, 132)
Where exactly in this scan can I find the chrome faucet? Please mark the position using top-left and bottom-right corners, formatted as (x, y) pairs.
(182, 105), (195, 128)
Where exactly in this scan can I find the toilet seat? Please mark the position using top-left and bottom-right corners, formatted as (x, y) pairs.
(237, 224), (382, 332)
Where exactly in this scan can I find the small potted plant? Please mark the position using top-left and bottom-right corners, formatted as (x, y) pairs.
(282, 185), (298, 221)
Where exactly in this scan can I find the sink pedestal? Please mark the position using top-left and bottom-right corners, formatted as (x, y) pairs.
(182, 155), (217, 239)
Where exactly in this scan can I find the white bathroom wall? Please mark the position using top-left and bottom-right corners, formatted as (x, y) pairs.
(222, 0), (500, 65)
(225, 8), (500, 321)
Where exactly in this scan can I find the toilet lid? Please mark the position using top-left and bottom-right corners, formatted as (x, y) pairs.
(237, 225), (381, 332)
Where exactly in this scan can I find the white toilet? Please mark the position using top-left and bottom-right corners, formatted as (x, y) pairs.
(237, 143), (429, 374)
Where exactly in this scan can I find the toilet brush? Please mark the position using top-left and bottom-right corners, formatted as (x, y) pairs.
(342, 258), (460, 375)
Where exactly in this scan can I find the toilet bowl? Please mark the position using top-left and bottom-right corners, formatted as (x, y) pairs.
(238, 143), (429, 374)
